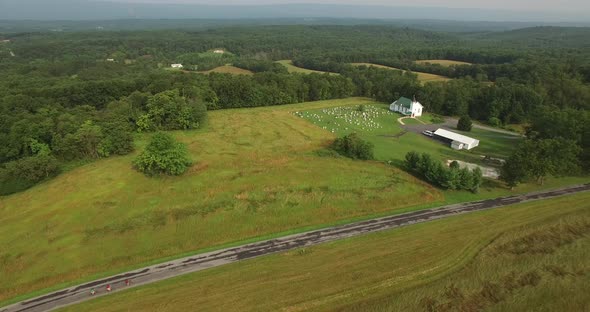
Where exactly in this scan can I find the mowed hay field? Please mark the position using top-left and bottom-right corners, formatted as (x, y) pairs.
(276, 60), (337, 75)
(351, 63), (451, 83)
(415, 59), (473, 66)
(59, 191), (590, 312)
(0, 98), (439, 304)
(199, 65), (254, 75)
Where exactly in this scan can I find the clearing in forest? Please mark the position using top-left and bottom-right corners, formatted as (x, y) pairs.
(58, 191), (590, 312)
(198, 65), (254, 75)
(415, 59), (473, 66)
(276, 60), (337, 75)
(351, 63), (451, 83)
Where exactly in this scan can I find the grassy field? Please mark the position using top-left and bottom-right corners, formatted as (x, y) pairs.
(454, 127), (521, 159)
(58, 191), (590, 312)
(198, 65), (254, 75)
(0, 98), (439, 304)
(416, 112), (445, 125)
(276, 60), (338, 75)
(1, 98), (587, 307)
(415, 59), (473, 66)
(351, 63), (451, 83)
(298, 103), (517, 164)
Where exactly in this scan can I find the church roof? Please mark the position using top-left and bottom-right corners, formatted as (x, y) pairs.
(396, 97), (413, 109)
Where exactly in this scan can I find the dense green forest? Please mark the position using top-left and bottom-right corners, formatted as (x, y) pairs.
(1, 24), (589, 194)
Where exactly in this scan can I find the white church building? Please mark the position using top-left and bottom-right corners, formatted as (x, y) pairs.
(390, 96), (423, 117)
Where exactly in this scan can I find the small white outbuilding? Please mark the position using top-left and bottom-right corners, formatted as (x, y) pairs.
(171, 63), (184, 69)
(434, 128), (479, 150)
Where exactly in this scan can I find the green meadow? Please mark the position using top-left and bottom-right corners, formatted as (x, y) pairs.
(0, 98), (437, 304)
(1, 98), (587, 307)
(298, 103), (517, 163)
(58, 191), (590, 312)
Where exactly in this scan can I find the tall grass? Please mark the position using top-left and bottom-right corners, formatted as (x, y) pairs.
(57, 192), (590, 312)
(0, 98), (436, 303)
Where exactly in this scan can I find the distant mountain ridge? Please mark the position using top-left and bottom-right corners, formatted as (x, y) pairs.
(0, 0), (588, 23)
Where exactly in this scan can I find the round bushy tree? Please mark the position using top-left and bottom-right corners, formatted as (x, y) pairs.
(133, 132), (192, 176)
(457, 115), (473, 132)
(331, 133), (374, 160)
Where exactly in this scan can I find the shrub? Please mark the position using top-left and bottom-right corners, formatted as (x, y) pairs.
(133, 132), (192, 176)
(331, 133), (374, 160)
(488, 117), (502, 127)
(405, 151), (420, 169)
(457, 115), (473, 131)
(430, 114), (445, 124)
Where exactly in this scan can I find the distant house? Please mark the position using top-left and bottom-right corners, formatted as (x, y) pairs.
(213, 49), (225, 54)
(0, 39), (10, 43)
(171, 64), (184, 69)
(106, 58), (115, 62)
(434, 128), (479, 150)
(390, 96), (423, 117)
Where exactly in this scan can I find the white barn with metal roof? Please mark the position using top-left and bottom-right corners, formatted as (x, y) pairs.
(434, 128), (479, 150)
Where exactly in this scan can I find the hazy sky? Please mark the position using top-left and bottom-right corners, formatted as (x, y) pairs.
(118, 0), (590, 14)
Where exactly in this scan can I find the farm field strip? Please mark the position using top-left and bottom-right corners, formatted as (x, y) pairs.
(351, 63), (451, 83)
(4, 184), (589, 312)
(276, 60), (338, 75)
(198, 65), (254, 75)
(415, 59), (473, 66)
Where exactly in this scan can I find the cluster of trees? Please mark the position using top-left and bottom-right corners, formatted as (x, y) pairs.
(208, 72), (354, 109)
(501, 139), (581, 188)
(0, 86), (206, 194)
(133, 132), (192, 176)
(232, 59), (288, 73)
(0, 140), (60, 195)
(501, 107), (588, 188)
(330, 133), (374, 160)
(405, 152), (483, 193)
(0, 93), (135, 194)
(341, 66), (421, 103)
(135, 90), (207, 131)
(417, 76), (589, 126)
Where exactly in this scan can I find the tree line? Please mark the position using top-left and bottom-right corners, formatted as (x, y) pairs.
(405, 152), (483, 193)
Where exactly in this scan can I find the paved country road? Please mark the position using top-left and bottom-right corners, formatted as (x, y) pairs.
(2, 184), (589, 312)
